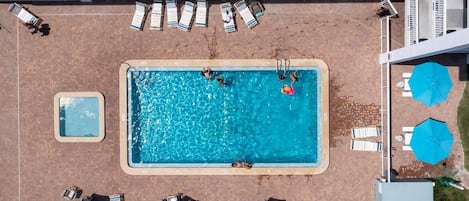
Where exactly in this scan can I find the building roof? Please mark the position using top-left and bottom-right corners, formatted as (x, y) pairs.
(375, 179), (434, 201)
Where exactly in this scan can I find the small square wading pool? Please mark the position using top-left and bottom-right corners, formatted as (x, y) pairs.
(119, 60), (329, 175)
(54, 92), (105, 142)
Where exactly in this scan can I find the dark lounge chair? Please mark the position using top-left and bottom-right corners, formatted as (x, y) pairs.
(62, 186), (82, 201)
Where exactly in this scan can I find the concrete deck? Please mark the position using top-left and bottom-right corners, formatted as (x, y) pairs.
(0, 1), (465, 201)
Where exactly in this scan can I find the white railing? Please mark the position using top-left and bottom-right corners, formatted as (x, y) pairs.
(380, 16), (391, 182)
(406, 0), (418, 46)
(433, 0), (446, 37)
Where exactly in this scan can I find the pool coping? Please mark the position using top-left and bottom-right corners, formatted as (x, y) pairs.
(119, 59), (329, 175)
(54, 91), (105, 143)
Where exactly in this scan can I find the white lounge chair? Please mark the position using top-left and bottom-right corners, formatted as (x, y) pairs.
(351, 126), (380, 138)
(402, 91), (412, 97)
(404, 78), (410, 91)
(403, 72), (412, 78)
(150, 0), (163, 30)
(402, 145), (412, 151)
(195, 0), (207, 27)
(130, 1), (148, 31)
(220, 2), (236, 33)
(350, 140), (381, 152)
(8, 3), (42, 27)
(402, 126), (414, 133)
(234, 0), (258, 29)
(178, 1), (195, 31)
(167, 0), (179, 28)
(404, 133), (413, 145)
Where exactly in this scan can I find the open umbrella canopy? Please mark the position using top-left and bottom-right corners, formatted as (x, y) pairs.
(408, 61), (453, 106)
(410, 118), (453, 165)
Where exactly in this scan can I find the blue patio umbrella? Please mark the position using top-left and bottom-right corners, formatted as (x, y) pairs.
(408, 61), (453, 106)
(410, 118), (453, 165)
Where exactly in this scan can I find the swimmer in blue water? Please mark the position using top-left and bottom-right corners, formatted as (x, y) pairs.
(201, 67), (213, 80)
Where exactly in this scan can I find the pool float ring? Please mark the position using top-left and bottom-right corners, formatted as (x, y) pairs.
(281, 85), (294, 95)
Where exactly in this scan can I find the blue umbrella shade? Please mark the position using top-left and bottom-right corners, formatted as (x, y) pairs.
(408, 61), (453, 106)
(409, 118), (453, 165)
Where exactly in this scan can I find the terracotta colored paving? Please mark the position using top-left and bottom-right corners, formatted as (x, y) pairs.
(1, 2), (464, 201)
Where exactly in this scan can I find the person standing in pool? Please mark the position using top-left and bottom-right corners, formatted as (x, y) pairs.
(214, 75), (225, 87)
(201, 67), (213, 80)
(289, 70), (298, 87)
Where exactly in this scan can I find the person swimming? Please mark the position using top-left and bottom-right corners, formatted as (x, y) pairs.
(201, 67), (213, 80)
(213, 75), (225, 87)
(289, 70), (298, 87)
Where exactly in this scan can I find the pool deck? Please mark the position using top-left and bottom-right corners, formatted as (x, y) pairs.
(0, 1), (466, 201)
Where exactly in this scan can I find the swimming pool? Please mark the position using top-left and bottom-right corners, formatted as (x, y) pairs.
(119, 60), (329, 175)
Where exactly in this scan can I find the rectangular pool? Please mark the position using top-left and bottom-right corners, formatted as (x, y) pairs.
(119, 59), (329, 175)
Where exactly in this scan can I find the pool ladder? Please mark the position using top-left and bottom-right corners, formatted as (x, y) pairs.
(276, 59), (290, 75)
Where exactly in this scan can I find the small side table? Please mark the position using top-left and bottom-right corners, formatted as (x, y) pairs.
(395, 135), (403, 142)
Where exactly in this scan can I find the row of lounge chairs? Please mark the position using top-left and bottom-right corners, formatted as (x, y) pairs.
(129, 0), (259, 32)
(350, 126), (382, 152)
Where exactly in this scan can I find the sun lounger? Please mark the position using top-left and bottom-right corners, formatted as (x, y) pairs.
(403, 72), (412, 78)
(150, 0), (163, 30)
(195, 0), (207, 27)
(404, 79), (410, 91)
(350, 140), (381, 152)
(351, 126), (380, 138)
(130, 1), (148, 31)
(402, 126), (414, 133)
(8, 3), (42, 27)
(404, 133), (413, 145)
(402, 91), (412, 97)
(167, 0), (179, 28)
(402, 145), (412, 151)
(178, 1), (195, 31)
(220, 2), (236, 33)
(234, 0), (258, 29)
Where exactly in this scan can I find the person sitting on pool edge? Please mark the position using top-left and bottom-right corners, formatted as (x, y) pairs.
(201, 67), (213, 80)
(231, 161), (253, 169)
(281, 84), (294, 95)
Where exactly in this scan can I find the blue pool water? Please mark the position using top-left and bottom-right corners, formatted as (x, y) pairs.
(59, 97), (100, 137)
(128, 67), (321, 167)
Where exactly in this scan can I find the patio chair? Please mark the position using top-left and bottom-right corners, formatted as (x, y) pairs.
(402, 126), (414, 133)
(82, 193), (124, 201)
(234, 0), (258, 29)
(404, 78), (410, 91)
(166, 0), (179, 28)
(150, 0), (164, 30)
(8, 3), (42, 27)
(178, 1), (195, 31)
(402, 145), (412, 151)
(248, 0), (265, 19)
(220, 2), (236, 33)
(195, 0), (207, 27)
(130, 1), (148, 31)
(402, 91), (412, 97)
(403, 72), (412, 78)
(351, 126), (380, 138)
(62, 186), (82, 201)
(404, 133), (413, 145)
(350, 140), (381, 152)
